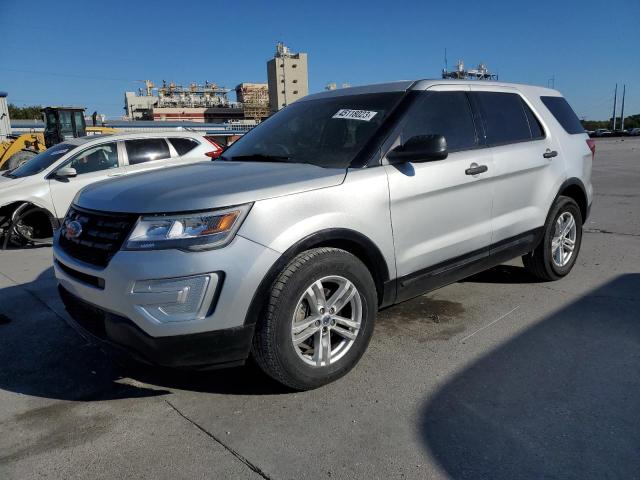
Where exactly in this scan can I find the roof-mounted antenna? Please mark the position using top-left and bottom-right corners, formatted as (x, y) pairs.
(444, 48), (448, 76)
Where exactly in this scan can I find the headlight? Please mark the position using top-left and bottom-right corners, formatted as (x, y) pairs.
(124, 204), (251, 251)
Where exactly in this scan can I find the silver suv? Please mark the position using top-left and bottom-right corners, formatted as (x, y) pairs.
(54, 80), (594, 390)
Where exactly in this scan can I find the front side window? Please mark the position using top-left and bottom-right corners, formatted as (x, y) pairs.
(401, 91), (478, 151)
(223, 92), (403, 168)
(125, 138), (171, 165)
(67, 142), (119, 174)
(473, 92), (533, 145)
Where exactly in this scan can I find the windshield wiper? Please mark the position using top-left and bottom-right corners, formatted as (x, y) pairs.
(2, 171), (16, 178)
(230, 153), (292, 163)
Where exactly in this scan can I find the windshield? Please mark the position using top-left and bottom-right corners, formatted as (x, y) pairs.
(7, 143), (74, 178)
(223, 92), (404, 168)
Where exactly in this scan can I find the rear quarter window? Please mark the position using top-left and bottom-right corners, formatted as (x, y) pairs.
(169, 137), (200, 155)
(540, 96), (584, 134)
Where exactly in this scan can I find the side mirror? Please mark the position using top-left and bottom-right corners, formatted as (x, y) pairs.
(55, 167), (77, 179)
(387, 134), (448, 164)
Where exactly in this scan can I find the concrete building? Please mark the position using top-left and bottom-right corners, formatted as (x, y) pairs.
(124, 91), (158, 120)
(267, 42), (309, 112)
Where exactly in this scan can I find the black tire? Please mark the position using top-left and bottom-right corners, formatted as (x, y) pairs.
(252, 247), (377, 391)
(522, 196), (583, 281)
(6, 150), (36, 170)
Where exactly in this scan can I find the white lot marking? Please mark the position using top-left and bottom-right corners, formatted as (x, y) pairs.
(460, 306), (520, 343)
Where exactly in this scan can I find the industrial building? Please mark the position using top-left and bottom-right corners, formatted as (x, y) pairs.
(235, 83), (270, 120)
(124, 80), (245, 123)
(267, 42), (309, 112)
(123, 42), (309, 121)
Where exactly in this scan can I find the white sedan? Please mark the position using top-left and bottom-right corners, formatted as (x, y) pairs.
(0, 131), (223, 246)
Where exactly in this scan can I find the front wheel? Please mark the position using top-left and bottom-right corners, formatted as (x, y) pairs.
(252, 247), (377, 390)
(523, 196), (583, 281)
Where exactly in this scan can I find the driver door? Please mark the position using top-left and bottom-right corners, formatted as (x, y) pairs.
(48, 141), (125, 218)
(384, 87), (494, 301)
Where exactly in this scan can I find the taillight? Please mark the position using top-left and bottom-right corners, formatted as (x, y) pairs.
(204, 136), (223, 159)
(586, 139), (596, 159)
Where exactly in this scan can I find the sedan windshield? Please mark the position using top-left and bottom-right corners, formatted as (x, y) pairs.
(7, 143), (75, 178)
(223, 92), (404, 168)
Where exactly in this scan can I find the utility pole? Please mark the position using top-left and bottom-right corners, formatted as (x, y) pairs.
(612, 84), (618, 131)
(620, 84), (626, 132)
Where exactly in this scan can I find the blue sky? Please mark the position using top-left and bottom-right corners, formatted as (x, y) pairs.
(1, 0), (638, 120)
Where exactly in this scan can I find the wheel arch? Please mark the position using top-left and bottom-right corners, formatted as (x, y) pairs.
(557, 178), (589, 221)
(243, 228), (393, 327)
(0, 201), (58, 245)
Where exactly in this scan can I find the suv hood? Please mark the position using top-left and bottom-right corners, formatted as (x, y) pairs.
(75, 161), (347, 214)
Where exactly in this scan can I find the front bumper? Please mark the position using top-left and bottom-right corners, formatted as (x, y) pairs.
(53, 233), (280, 338)
(59, 286), (253, 368)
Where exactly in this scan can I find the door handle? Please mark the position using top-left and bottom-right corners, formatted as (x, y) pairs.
(543, 149), (558, 159)
(108, 172), (126, 177)
(465, 163), (488, 175)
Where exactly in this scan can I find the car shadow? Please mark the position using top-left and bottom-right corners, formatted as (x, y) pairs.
(0, 267), (287, 402)
(420, 274), (640, 479)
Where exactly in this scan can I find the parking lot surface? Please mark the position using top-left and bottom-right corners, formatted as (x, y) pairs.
(1, 138), (639, 479)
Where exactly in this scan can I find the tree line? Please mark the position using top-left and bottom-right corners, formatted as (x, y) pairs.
(8, 104), (43, 120)
(582, 114), (640, 131)
(6, 103), (640, 130)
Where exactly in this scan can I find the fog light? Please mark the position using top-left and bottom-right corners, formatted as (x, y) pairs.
(131, 274), (218, 323)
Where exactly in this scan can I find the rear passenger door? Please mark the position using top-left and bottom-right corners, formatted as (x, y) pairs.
(469, 87), (563, 245)
(123, 138), (173, 174)
(384, 87), (494, 298)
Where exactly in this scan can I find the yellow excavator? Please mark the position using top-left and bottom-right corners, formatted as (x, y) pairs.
(0, 106), (116, 170)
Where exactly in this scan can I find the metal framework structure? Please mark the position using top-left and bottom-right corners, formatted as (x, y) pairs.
(442, 60), (498, 80)
(156, 80), (237, 108)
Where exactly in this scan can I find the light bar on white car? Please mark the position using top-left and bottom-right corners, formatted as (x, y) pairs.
(124, 204), (251, 251)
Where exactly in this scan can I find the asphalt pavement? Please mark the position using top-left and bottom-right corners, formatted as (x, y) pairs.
(1, 137), (638, 479)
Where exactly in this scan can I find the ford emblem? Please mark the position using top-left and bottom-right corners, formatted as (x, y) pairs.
(64, 220), (83, 239)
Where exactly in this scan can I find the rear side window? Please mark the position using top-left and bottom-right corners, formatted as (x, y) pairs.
(401, 91), (477, 151)
(125, 138), (171, 165)
(540, 96), (584, 134)
(169, 137), (199, 156)
(522, 100), (545, 139)
(474, 92), (532, 145)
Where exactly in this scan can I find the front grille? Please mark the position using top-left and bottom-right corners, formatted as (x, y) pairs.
(55, 259), (105, 289)
(58, 207), (137, 267)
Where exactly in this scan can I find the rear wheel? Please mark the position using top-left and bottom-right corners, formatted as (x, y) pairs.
(523, 196), (582, 281)
(252, 247), (377, 390)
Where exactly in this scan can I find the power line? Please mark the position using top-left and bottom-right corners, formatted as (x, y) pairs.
(0, 67), (136, 83)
